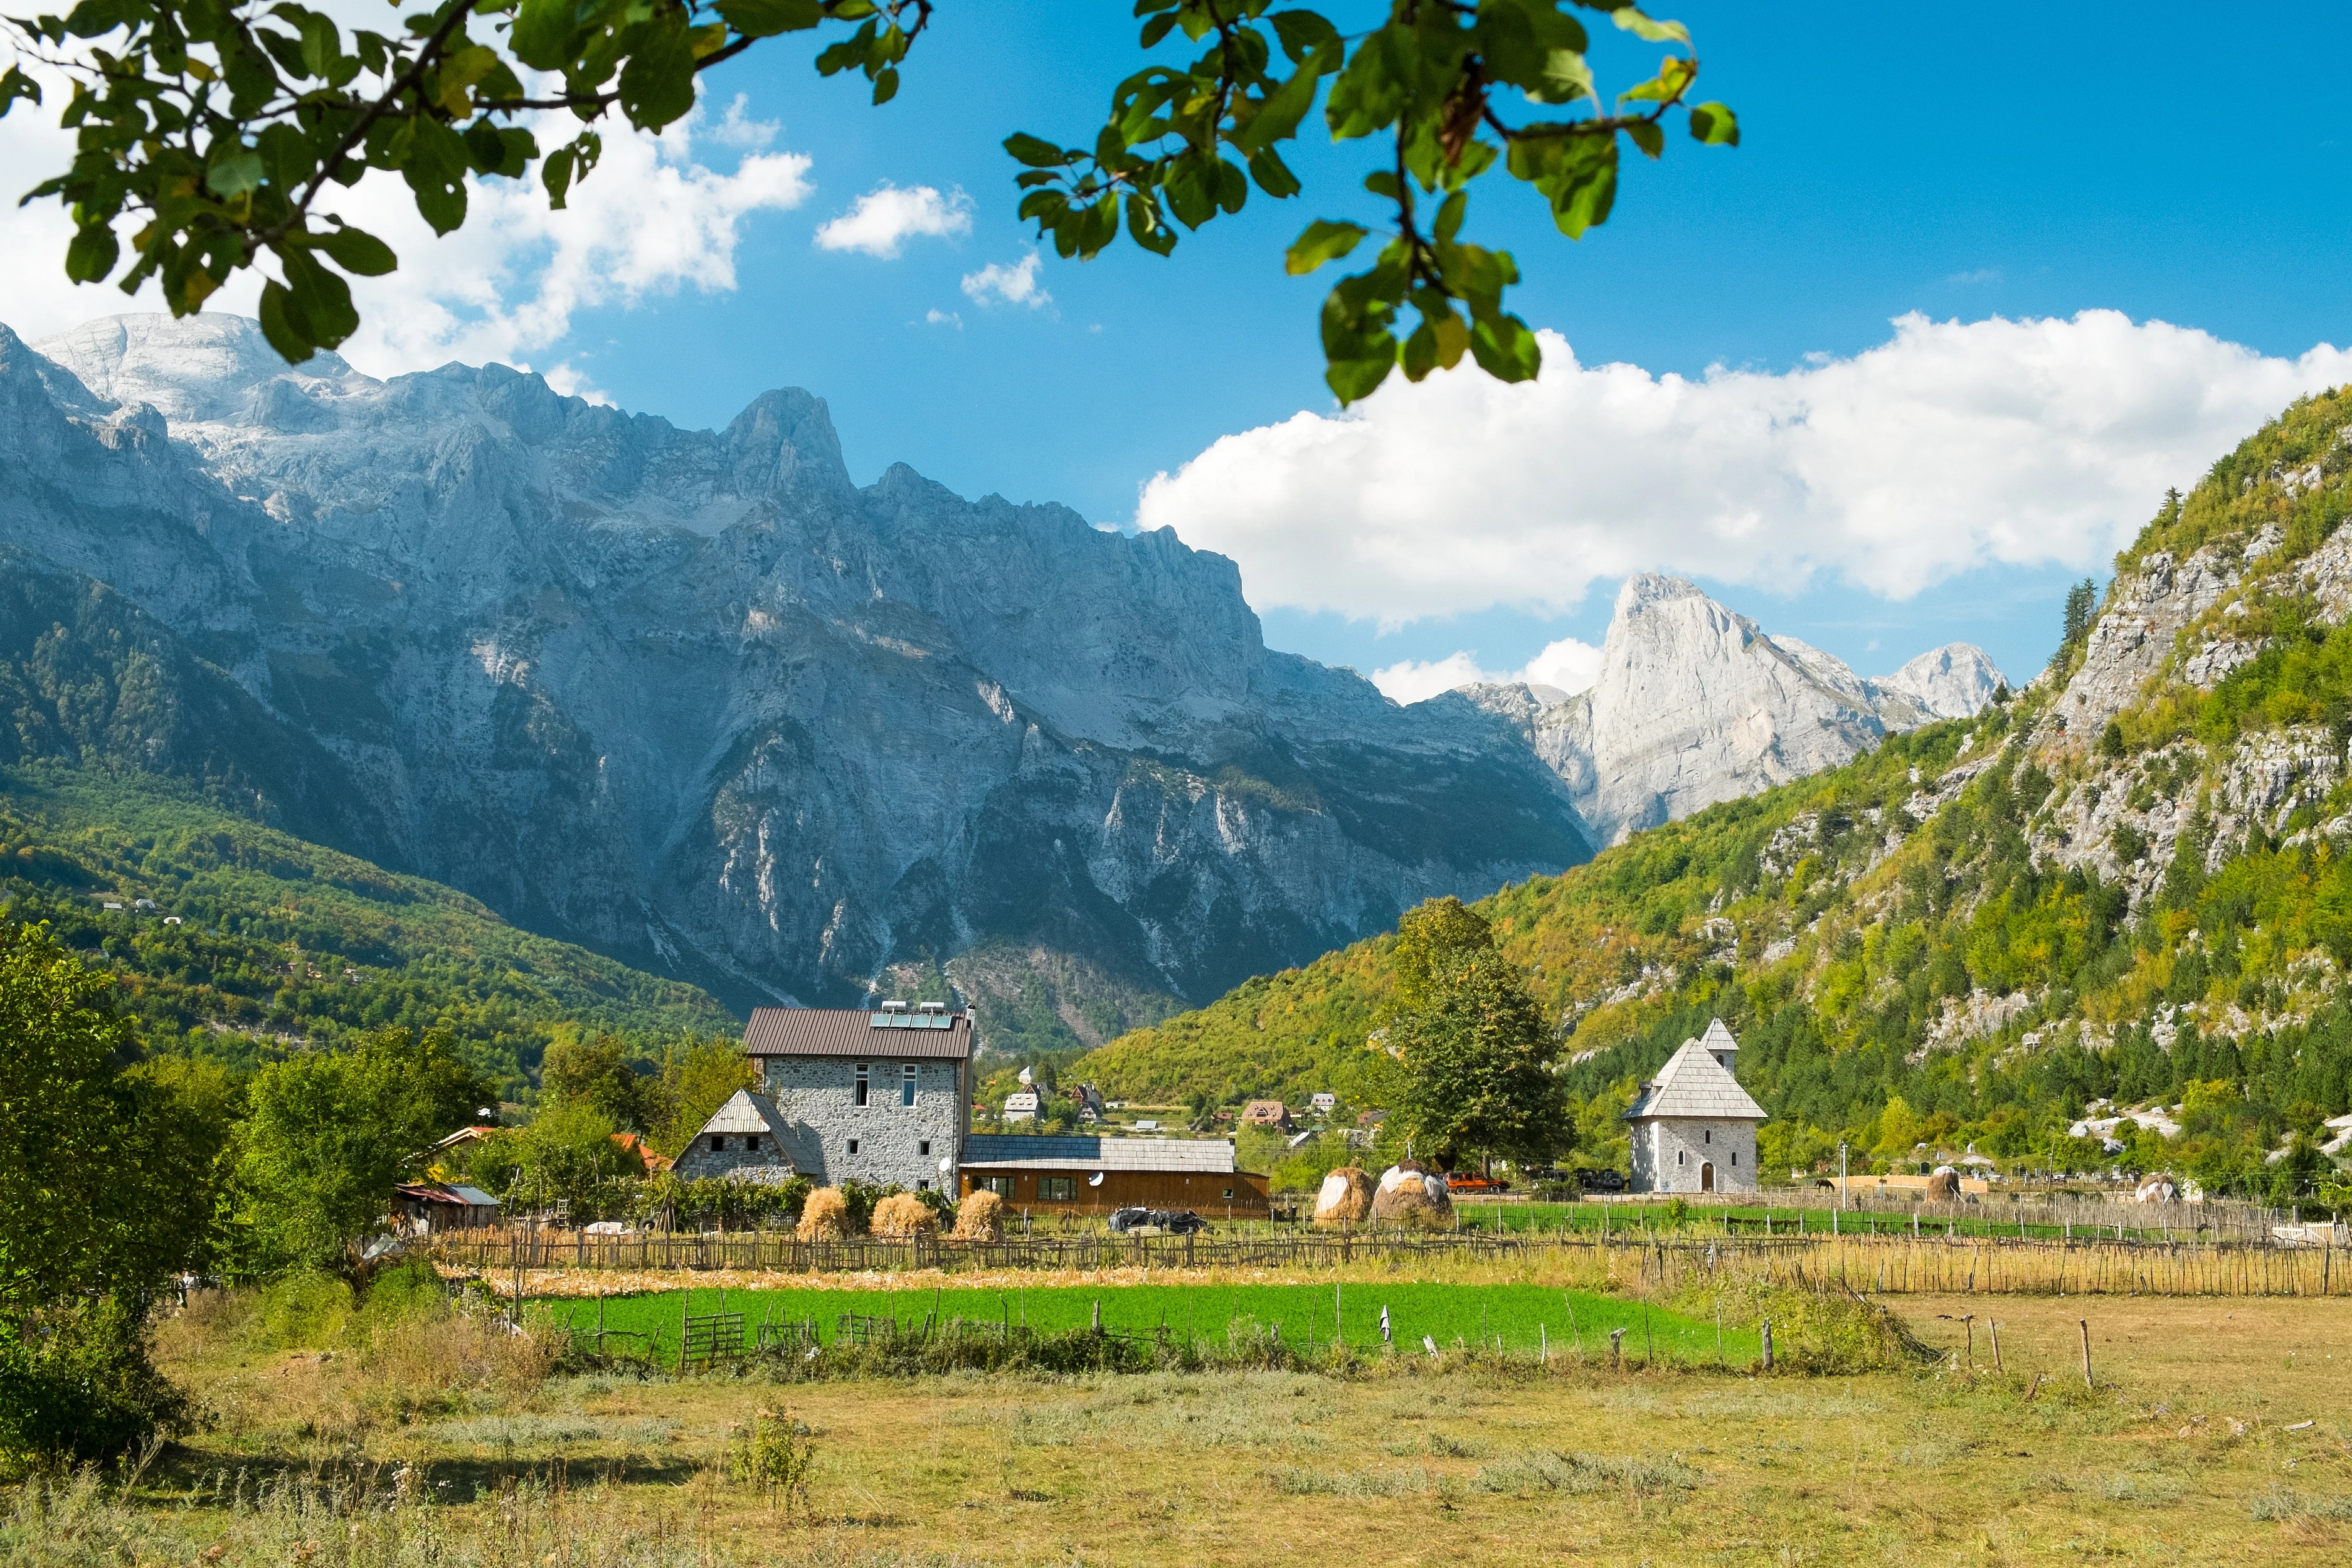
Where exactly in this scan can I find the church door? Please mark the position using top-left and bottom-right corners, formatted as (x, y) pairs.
(1700, 1161), (1715, 1193)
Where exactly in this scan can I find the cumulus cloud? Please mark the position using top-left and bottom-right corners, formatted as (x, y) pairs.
(923, 308), (963, 329)
(813, 183), (972, 258)
(960, 252), (1049, 309)
(1138, 312), (2352, 627)
(0, 80), (812, 377)
(1370, 635), (1602, 706)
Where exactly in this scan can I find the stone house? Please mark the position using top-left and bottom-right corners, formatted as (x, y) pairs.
(672, 1000), (975, 1192)
(1624, 1019), (1767, 1194)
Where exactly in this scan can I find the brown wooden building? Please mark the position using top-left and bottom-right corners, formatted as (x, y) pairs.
(957, 1134), (1270, 1219)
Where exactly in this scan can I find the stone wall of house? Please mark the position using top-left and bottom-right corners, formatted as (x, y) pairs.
(671, 1135), (795, 1183)
(1631, 1118), (1759, 1194)
(760, 1055), (967, 1190)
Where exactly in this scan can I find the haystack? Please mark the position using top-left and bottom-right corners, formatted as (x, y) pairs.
(1371, 1162), (1452, 1228)
(1924, 1167), (1959, 1204)
(951, 1188), (1005, 1241)
(796, 1186), (854, 1241)
(870, 1192), (938, 1238)
(1312, 1166), (1375, 1227)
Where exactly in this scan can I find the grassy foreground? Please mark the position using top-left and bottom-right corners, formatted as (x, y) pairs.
(13, 1276), (2352, 1565)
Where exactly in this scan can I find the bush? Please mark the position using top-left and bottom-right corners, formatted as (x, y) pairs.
(0, 1298), (188, 1469)
(797, 1188), (852, 1241)
(869, 1193), (937, 1238)
(255, 1272), (355, 1349)
(726, 1408), (817, 1513)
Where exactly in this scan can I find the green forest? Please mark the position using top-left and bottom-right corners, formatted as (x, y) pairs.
(1074, 385), (2352, 1202)
(0, 761), (736, 1094)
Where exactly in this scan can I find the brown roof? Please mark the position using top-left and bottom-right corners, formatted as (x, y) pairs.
(741, 1005), (974, 1061)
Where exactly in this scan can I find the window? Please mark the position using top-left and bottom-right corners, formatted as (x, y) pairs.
(710, 1135), (726, 1153)
(1703, 1128), (1712, 1145)
(1678, 1150), (1686, 1165)
(902, 1062), (917, 1106)
(746, 1135), (761, 1153)
(1730, 1151), (1738, 1166)
(854, 1063), (869, 1107)
(1039, 1176), (1077, 1201)
(978, 1175), (1014, 1197)
(846, 1138), (861, 1156)
(917, 1179), (930, 1191)
(918, 1140), (931, 1158)
(1222, 1187), (1234, 1199)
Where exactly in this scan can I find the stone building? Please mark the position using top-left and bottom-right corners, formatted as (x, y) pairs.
(672, 1000), (976, 1192)
(1624, 1019), (1767, 1194)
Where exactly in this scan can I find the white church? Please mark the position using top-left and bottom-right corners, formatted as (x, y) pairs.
(1624, 1019), (1768, 1194)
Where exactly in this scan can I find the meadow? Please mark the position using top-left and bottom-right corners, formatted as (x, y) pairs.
(539, 1280), (1761, 1367)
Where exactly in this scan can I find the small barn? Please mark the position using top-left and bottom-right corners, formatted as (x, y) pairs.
(669, 1090), (798, 1181)
(958, 1135), (1271, 1217)
(1624, 1019), (1767, 1194)
(391, 1182), (501, 1234)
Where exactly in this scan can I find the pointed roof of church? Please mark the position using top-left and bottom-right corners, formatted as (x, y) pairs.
(1623, 1026), (1767, 1122)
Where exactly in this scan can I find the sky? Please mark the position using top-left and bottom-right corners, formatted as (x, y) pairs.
(6, 3), (2352, 696)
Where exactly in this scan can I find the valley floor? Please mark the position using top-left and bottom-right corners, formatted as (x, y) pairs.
(18, 1290), (2352, 1567)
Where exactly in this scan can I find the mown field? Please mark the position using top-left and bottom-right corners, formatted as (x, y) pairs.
(1440, 1199), (2191, 1243)
(539, 1281), (1760, 1366)
(22, 1279), (2352, 1567)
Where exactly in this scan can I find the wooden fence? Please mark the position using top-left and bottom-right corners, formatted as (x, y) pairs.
(434, 1225), (2352, 1299)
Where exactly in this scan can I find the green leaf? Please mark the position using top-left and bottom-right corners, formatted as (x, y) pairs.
(1325, 351), (1393, 405)
(711, 0), (820, 39)
(1467, 307), (1540, 382)
(1626, 120), (1663, 159)
(1246, 146), (1300, 199)
(1285, 218), (1365, 275)
(1609, 6), (1689, 45)
(63, 222), (118, 284)
(0, 65), (41, 116)
(871, 65), (898, 104)
(204, 146), (265, 199)
(391, 115), (470, 234)
(509, 0), (578, 72)
(311, 223), (397, 276)
(1232, 46), (1330, 154)
(1268, 9), (1339, 63)
(1003, 132), (1067, 168)
(257, 278), (312, 361)
(618, 13), (697, 129)
(1687, 101), (1738, 146)
(278, 244), (358, 349)
(1125, 191), (1176, 256)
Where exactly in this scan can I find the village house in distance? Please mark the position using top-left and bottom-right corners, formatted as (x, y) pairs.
(669, 1000), (1269, 1215)
(1624, 1019), (1767, 1194)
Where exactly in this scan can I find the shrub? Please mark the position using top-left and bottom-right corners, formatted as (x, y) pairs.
(797, 1188), (852, 1241)
(255, 1272), (355, 1349)
(869, 1193), (937, 1238)
(0, 1298), (188, 1470)
(951, 1189), (1005, 1241)
(726, 1407), (817, 1514)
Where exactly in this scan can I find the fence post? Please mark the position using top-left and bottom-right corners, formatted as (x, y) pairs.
(1761, 1318), (1772, 1371)
(2079, 1318), (2092, 1388)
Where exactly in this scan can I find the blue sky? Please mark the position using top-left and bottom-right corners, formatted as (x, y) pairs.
(11, 2), (2352, 690)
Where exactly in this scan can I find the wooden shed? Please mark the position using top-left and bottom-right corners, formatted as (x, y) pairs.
(958, 1135), (1270, 1218)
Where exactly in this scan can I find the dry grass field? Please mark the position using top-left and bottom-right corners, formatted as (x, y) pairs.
(10, 1273), (2352, 1568)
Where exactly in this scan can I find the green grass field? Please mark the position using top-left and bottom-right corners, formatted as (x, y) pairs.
(540, 1281), (1757, 1365)
(1443, 1199), (2181, 1244)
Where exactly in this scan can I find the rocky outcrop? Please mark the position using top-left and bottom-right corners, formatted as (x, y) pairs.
(1465, 575), (2005, 846)
(0, 314), (1594, 1024)
(2053, 527), (2280, 738)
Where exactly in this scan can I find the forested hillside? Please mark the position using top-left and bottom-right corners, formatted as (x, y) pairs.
(0, 763), (737, 1093)
(1078, 386), (2352, 1199)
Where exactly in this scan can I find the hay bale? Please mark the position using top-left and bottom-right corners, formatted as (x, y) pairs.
(796, 1186), (854, 1241)
(1313, 1167), (1375, 1227)
(950, 1189), (1005, 1241)
(1371, 1162), (1453, 1229)
(2135, 1175), (2180, 1204)
(870, 1192), (937, 1238)
(1924, 1167), (1959, 1204)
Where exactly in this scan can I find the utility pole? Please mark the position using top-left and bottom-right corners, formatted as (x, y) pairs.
(1838, 1141), (1848, 1212)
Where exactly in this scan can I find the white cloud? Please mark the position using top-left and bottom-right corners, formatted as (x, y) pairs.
(1137, 311), (2352, 627)
(711, 93), (779, 149)
(1369, 634), (1602, 706)
(813, 183), (971, 258)
(960, 252), (1049, 309)
(924, 307), (963, 329)
(0, 80), (812, 377)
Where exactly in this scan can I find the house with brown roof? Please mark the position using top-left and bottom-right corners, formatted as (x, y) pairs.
(1624, 1019), (1767, 1194)
(734, 1000), (975, 1192)
(958, 1134), (1270, 1217)
(1240, 1099), (1292, 1130)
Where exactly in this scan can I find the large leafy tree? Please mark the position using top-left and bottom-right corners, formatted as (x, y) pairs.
(539, 1028), (654, 1130)
(1370, 896), (1571, 1171)
(231, 1023), (490, 1273)
(0, 0), (1733, 400)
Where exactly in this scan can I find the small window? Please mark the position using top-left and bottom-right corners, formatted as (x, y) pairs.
(979, 1175), (1014, 1197)
(847, 1138), (861, 1156)
(917, 1179), (930, 1191)
(918, 1140), (931, 1158)
(1223, 1187), (1235, 1200)
(854, 1063), (869, 1107)
(746, 1135), (761, 1153)
(902, 1062), (917, 1107)
(1039, 1176), (1077, 1202)
(710, 1135), (726, 1153)
(1678, 1150), (1685, 1165)
(1730, 1151), (1738, 1166)
(1703, 1128), (1712, 1145)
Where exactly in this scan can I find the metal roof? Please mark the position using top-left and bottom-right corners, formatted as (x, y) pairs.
(960, 1135), (1238, 1173)
(741, 1005), (974, 1060)
(1624, 1032), (1768, 1123)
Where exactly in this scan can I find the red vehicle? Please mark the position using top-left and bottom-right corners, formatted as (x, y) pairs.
(1446, 1175), (1512, 1194)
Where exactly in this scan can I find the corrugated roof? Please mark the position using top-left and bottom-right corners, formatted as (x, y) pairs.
(742, 1005), (973, 1060)
(960, 1135), (1238, 1173)
(1624, 1032), (1768, 1123)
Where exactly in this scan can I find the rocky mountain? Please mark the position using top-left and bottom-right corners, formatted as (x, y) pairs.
(1080, 385), (2352, 1202)
(1460, 573), (2005, 847)
(0, 314), (1592, 1047)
